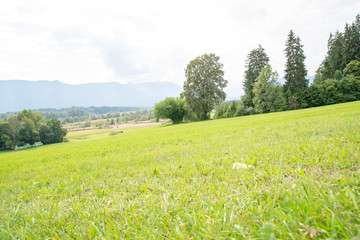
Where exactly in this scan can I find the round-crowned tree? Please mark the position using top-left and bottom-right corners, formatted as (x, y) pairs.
(154, 97), (187, 124)
(181, 53), (227, 120)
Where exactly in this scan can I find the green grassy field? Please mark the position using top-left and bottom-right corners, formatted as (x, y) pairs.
(1, 102), (360, 239)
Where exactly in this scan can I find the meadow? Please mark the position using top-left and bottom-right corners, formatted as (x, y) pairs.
(0, 101), (359, 239)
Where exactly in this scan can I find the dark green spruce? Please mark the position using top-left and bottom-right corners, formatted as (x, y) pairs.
(243, 45), (269, 107)
(284, 30), (308, 109)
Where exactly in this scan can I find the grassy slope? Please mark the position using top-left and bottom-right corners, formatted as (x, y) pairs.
(0, 101), (360, 239)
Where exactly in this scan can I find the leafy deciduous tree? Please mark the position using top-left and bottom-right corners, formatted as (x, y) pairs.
(0, 122), (14, 150)
(214, 101), (238, 119)
(17, 109), (44, 128)
(344, 60), (360, 78)
(181, 53), (228, 120)
(154, 97), (187, 124)
(6, 116), (22, 146)
(253, 64), (286, 113)
(18, 117), (40, 145)
(46, 118), (67, 143)
(0, 110), (67, 151)
(39, 124), (55, 144)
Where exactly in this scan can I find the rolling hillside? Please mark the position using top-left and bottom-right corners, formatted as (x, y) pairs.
(0, 101), (359, 238)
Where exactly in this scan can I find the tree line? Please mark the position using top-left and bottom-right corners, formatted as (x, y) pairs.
(0, 106), (141, 124)
(82, 110), (154, 129)
(0, 110), (67, 151)
(155, 14), (360, 123)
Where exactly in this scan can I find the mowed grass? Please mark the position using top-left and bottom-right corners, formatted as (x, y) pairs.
(1, 102), (360, 239)
(66, 123), (162, 142)
(66, 129), (115, 142)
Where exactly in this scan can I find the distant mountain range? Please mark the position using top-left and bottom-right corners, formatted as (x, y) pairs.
(0, 80), (182, 113)
(0, 76), (316, 113)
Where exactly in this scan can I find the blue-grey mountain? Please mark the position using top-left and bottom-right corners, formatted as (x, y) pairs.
(0, 80), (182, 113)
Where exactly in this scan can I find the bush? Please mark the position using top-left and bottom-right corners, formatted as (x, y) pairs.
(306, 76), (360, 108)
(154, 98), (187, 124)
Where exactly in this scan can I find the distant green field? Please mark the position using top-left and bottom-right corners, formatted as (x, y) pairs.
(66, 129), (115, 142)
(1, 101), (360, 239)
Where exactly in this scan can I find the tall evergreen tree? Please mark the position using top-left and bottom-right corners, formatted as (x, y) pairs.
(243, 45), (269, 107)
(343, 14), (360, 65)
(323, 32), (345, 79)
(284, 30), (308, 108)
(315, 14), (360, 82)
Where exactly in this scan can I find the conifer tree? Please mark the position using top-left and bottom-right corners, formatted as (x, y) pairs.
(284, 30), (308, 108)
(343, 14), (360, 65)
(243, 45), (269, 107)
(323, 32), (345, 78)
(315, 14), (360, 82)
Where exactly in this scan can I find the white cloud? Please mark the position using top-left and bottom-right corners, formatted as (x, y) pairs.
(0, 0), (359, 96)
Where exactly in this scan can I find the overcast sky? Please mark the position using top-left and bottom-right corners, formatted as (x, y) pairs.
(0, 0), (359, 96)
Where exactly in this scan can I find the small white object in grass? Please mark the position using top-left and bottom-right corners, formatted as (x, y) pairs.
(232, 163), (254, 169)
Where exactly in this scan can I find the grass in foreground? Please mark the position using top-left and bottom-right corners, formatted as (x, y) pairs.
(0, 102), (360, 239)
